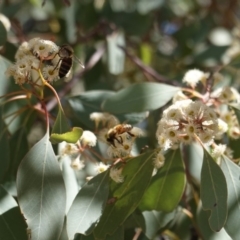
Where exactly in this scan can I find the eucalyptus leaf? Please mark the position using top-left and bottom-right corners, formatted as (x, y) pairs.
(51, 107), (71, 135)
(67, 171), (109, 238)
(66, 91), (149, 129)
(197, 202), (231, 240)
(139, 149), (186, 212)
(94, 151), (155, 239)
(16, 131), (66, 240)
(59, 217), (69, 240)
(0, 185), (28, 240)
(0, 56), (12, 99)
(200, 149), (228, 232)
(107, 31), (125, 75)
(61, 156), (79, 214)
(102, 83), (179, 114)
(66, 90), (115, 129)
(188, 142), (203, 183)
(124, 209), (145, 230)
(220, 155), (240, 239)
(229, 103), (240, 125)
(50, 127), (83, 144)
(105, 225), (124, 240)
(142, 210), (176, 239)
(9, 128), (29, 175)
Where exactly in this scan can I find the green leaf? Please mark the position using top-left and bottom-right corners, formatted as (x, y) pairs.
(197, 202), (232, 240)
(142, 210), (176, 239)
(61, 156), (79, 213)
(66, 91), (148, 129)
(105, 226), (124, 240)
(67, 171), (109, 237)
(0, 56), (12, 100)
(124, 210), (145, 230)
(107, 31), (125, 75)
(102, 83), (180, 114)
(16, 131), (66, 240)
(200, 149), (228, 232)
(220, 155), (240, 239)
(9, 128), (29, 175)
(94, 151), (155, 239)
(66, 90), (115, 129)
(3, 100), (30, 135)
(0, 185), (28, 240)
(0, 108), (10, 182)
(51, 107), (71, 134)
(79, 234), (95, 240)
(139, 149), (186, 212)
(229, 103), (240, 125)
(188, 142), (203, 183)
(0, 21), (7, 46)
(50, 127), (83, 144)
(59, 217), (69, 240)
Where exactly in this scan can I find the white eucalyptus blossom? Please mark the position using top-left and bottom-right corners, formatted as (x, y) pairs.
(70, 156), (85, 170)
(211, 86), (240, 103)
(95, 162), (109, 173)
(153, 152), (165, 169)
(156, 100), (220, 149)
(109, 167), (124, 183)
(90, 112), (119, 128)
(80, 130), (97, 147)
(182, 69), (209, 88)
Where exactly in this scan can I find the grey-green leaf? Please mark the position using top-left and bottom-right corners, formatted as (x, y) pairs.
(229, 103), (240, 125)
(16, 131), (66, 240)
(142, 210), (176, 239)
(67, 171), (109, 238)
(107, 31), (125, 75)
(200, 149), (228, 232)
(102, 83), (180, 114)
(0, 186), (28, 240)
(197, 202), (231, 240)
(220, 155), (240, 239)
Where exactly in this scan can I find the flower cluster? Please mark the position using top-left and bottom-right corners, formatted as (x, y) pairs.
(90, 112), (119, 129)
(5, 38), (63, 85)
(156, 100), (226, 150)
(60, 130), (97, 170)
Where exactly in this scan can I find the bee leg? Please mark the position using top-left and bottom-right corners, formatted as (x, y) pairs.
(114, 136), (123, 145)
(118, 136), (123, 144)
(127, 132), (135, 137)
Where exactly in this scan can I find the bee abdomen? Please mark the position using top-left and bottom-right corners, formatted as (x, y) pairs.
(59, 58), (72, 78)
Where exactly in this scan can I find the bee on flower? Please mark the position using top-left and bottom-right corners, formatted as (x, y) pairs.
(104, 123), (144, 158)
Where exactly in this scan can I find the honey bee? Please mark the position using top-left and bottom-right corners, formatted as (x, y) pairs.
(53, 44), (84, 78)
(106, 124), (135, 147)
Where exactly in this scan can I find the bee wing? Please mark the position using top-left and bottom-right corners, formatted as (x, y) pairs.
(73, 55), (85, 68)
(64, 65), (73, 82)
